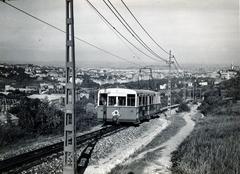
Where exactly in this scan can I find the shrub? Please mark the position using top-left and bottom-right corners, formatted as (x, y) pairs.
(177, 103), (190, 113)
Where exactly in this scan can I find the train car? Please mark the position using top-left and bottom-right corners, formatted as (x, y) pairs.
(97, 88), (163, 124)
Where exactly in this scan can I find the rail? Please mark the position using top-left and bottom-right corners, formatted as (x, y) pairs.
(0, 125), (124, 173)
(0, 104), (180, 173)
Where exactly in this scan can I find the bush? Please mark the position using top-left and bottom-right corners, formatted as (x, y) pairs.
(197, 95), (224, 115)
(9, 97), (64, 135)
(0, 124), (26, 147)
(177, 103), (190, 113)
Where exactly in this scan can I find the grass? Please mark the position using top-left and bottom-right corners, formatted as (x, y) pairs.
(171, 103), (240, 174)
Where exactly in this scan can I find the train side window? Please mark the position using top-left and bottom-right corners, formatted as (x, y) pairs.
(138, 96), (142, 106)
(118, 97), (126, 106)
(127, 94), (135, 106)
(109, 96), (116, 106)
(99, 93), (107, 105)
(150, 96), (153, 104)
(142, 96), (145, 105)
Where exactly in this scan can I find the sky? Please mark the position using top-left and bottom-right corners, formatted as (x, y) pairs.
(0, 0), (239, 68)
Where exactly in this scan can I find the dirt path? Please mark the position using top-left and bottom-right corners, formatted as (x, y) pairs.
(110, 104), (199, 174)
(141, 106), (198, 174)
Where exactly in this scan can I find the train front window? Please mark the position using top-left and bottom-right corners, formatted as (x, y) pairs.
(99, 93), (107, 105)
(108, 96), (116, 106)
(127, 94), (135, 106)
(118, 97), (126, 106)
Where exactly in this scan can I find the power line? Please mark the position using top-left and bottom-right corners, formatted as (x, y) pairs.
(82, 1), (149, 65)
(85, 0), (163, 63)
(1, 1), (141, 66)
(121, 0), (185, 71)
(104, 0), (168, 63)
(172, 60), (180, 74)
(121, 0), (170, 55)
(112, 31), (150, 65)
(173, 55), (183, 71)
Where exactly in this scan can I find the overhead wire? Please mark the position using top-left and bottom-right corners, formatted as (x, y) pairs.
(119, 0), (185, 71)
(2, 0), (184, 70)
(85, 0), (164, 63)
(1, 1), (141, 67)
(104, 0), (168, 63)
(121, 0), (170, 55)
(84, 1), (149, 65)
(173, 55), (183, 71)
(172, 60), (180, 74)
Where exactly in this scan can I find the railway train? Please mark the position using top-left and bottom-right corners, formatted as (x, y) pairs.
(97, 88), (178, 124)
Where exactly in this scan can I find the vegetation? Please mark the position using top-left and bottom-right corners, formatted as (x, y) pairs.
(177, 103), (190, 113)
(0, 119), (26, 147)
(222, 72), (240, 100)
(80, 74), (100, 88)
(171, 74), (240, 174)
(0, 97), (64, 147)
(75, 96), (98, 132)
(0, 66), (31, 81)
(0, 93), (98, 148)
(171, 103), (240, 174)
(10, 97), (64, 134)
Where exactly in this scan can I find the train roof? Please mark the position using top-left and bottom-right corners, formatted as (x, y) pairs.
(98, 88), (156, 96)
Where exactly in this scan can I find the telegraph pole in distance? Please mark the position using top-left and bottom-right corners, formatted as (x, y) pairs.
(167, 50), (173, 115)
(64, 0), (77, 173)
(183, 72), (186, 102)
(193, 80), (196, 102)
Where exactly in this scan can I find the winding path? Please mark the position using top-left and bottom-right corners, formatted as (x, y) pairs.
(118, 104), (199, 174)
(141, 106), (198, 174)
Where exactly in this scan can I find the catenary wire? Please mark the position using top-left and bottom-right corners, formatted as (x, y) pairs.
(104, 0), (168, 63)
(85, 0), (165, 63)
(121, 0), (170, 55)
(120, 0), (185, 69)
(173, 55), (183, 71)
(84, 1), (149, 65)
(1, 1), (142, 67)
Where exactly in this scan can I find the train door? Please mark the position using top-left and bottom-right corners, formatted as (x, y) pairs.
(99, 93), (107, 122)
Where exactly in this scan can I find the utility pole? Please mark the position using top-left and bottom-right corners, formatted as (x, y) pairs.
(183, 82), (186, 101)
(193, 84), (195, 101)
(199, 88), (202, 100)
(138, 69), (142, 89)
(138, 67), (154, 90)
(64, 0), (77, 173)
(167, 50), (173, 115)
(183, 72), (186, 102)
(193, 79), (196, 102)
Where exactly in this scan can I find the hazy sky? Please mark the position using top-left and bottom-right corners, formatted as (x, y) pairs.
(0, 0), (239, 67)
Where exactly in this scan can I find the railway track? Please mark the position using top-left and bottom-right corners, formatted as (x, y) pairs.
(0, 125), (125, 174)
(0, 104), (180, 173)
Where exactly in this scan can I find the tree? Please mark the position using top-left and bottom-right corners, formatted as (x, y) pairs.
(9, 97), (64, 135)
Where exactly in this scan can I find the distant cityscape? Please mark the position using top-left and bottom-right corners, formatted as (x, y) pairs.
(0, 62), (239, 125)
